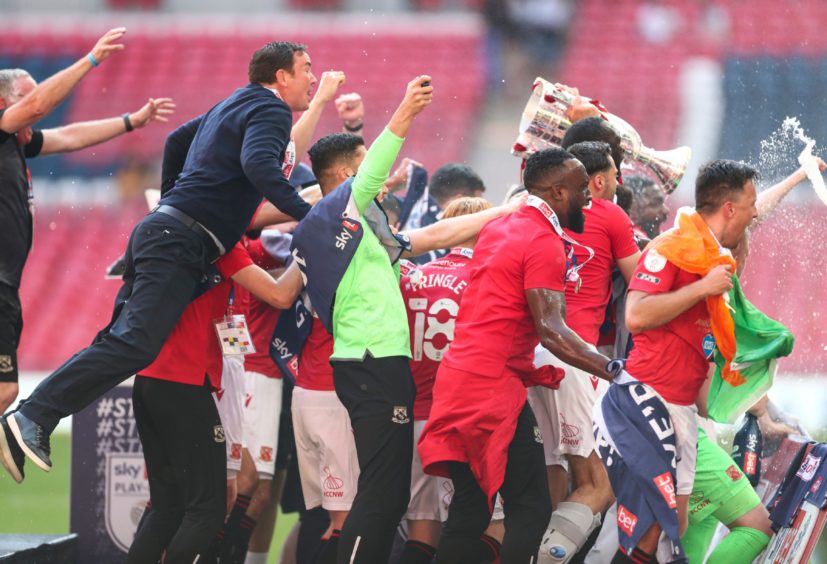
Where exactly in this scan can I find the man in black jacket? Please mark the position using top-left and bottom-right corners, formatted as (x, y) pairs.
(0, 41), (314, 483)
(0, 28), (174, 416)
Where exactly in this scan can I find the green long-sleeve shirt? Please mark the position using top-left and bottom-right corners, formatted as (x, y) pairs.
(331, 127), (412, 361)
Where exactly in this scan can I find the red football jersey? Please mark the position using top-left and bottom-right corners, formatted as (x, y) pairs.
(236, 237), (284, 379)
(625, 248), (713, 405)
(563, 199), (638, 345)
(296, 317), (335, 391)
(442, 205), (567, 380)
(400, 247), (474, 420)
(140, 243), (253, 389)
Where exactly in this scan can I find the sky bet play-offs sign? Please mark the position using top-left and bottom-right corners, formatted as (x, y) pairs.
(70, 383), (149, 560)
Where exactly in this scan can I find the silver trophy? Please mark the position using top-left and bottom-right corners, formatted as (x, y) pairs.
(512, 78), (691, 195)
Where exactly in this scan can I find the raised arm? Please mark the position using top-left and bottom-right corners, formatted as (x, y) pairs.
(39, 97), (175, 156)
(335, 92), (365, 135)
(231, 261), (303, 309)
(0, 28), (126, 134)
(292, 71), (345, 161)
(160, 115), (203, 195)
(756, 158), (826, 221)
(402, 197), (520, 256)
(250, 185), (322, 230)
(526, 288), (612, 380)
(241, 101), (311, 220)
(351, 76), (433, 213)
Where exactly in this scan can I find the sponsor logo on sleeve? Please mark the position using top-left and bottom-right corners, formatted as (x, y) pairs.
(635, 272), (661, 285)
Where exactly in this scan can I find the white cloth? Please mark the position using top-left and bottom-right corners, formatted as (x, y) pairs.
(407, 420), (453, 521)
(214, 355), (245, 473)
(292, 387), (359, 511)
(243, 371), (283, 478)
(528, 344), (609, 468)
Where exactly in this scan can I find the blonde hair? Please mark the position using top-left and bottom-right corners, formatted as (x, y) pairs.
(442, 196), (492, 219)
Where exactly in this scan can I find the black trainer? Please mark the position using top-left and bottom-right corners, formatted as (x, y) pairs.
(7, 411), (52, 472)
(0, 415), (25, 483)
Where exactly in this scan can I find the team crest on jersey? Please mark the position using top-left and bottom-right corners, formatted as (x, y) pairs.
(534, 426), (543, 444)
(0, 355), (13, 373)
(391, 406), (410, 424)
(105, 453), (149, 552)
(726, 465), (742, 482)
(213, 425), (225, 443)
(259, 446), (273, 463)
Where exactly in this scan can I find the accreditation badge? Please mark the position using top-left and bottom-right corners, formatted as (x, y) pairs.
(214, 314), (255, 356)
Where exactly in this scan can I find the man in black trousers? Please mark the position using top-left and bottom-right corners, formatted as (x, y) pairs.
(0, 41), (315, 483)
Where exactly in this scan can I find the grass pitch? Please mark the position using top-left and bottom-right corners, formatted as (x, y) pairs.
(0, 433), (298, 563)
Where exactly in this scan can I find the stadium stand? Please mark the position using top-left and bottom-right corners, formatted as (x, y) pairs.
(1, 24), (486, 370)
(0, 28), (485, 175)
(4, 6), (827, 374)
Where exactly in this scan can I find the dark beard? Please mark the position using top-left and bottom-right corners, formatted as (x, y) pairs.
(567, 208), (586, 233)
(641, 219), (662, 239)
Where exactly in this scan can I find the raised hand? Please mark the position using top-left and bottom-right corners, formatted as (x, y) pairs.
(335, 92), (364, 128)
(699, 264), (733, 297)
(90, 27), (127, 64)
(313, 71), (346, 105)
(129, 98), (176, 128)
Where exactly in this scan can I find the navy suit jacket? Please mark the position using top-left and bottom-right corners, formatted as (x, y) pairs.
(160, 83), (310, 251)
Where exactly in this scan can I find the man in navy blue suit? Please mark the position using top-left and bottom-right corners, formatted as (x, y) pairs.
(0, 41), (315, 483)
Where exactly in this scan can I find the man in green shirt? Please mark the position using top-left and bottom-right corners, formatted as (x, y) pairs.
(290, 76), (440, 563)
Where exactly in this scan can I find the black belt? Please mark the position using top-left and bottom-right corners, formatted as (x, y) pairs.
(153, 205), (224, 259)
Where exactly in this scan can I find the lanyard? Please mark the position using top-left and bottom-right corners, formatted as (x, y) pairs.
(226, 286), (235, 317)
(526, 195), (595, 291)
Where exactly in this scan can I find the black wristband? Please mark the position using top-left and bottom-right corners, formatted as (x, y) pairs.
(344, 121), (364, 133)
(122, 113), (134, 132)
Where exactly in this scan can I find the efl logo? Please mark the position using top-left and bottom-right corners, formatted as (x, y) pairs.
(617, 504), (638, 537)
(744, 452), (758, 475)
(653, 472), (677, 509)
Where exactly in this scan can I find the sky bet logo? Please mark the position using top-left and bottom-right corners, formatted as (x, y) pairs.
(336, 219), (360, 250)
